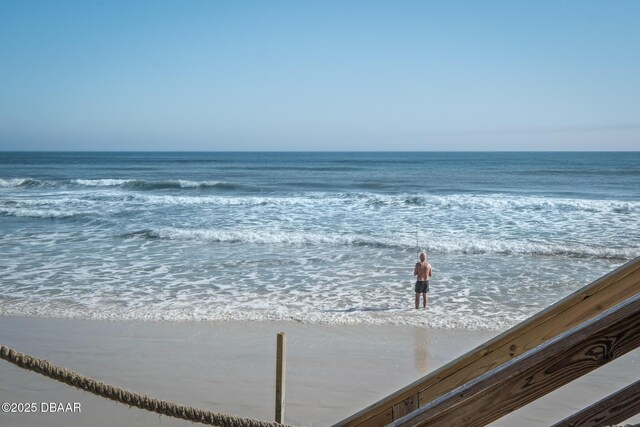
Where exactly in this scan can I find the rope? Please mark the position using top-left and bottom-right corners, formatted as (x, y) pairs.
(0, 345), (290, 427)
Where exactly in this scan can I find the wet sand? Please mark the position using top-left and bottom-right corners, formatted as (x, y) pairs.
(1, 316), (639, 426)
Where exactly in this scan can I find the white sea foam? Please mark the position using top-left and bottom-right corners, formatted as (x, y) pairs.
(142, 227), (363, 246)
(137, 193), (307, 206)
(3, 182), (638, 327)
(0, 207), (84, 218)
(0, 197), (104, 219)
(0, 178), (26, 187)
(401, 193), (640, 213)
(0, 178), (42, 187)
(5, 180), (640, 214)
(0, 222), (630, 329)
(125, 226), (637, 259)
(2, 186), (638, 259)
(72, 178), (238, 190)
(73, 179), (134, 186)
(137, 192), (640, 214)
(176, 179), (229, 188)
(0, 302), (522, 329)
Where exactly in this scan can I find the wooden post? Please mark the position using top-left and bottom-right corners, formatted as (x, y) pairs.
(275, 332), (286, 424)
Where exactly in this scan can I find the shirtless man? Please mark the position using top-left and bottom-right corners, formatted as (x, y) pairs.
(413, 252), (432, 309)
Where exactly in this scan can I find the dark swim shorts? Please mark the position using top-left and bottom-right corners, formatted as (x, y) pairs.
(415, 280), (429, 293)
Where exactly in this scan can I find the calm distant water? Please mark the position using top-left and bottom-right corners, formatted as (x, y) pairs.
(1, 152), (638, 329)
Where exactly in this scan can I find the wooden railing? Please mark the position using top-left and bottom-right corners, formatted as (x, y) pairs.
(551, 379), (640, 427)
(389, 292), (640, 426)
(334, 256), (640, 427)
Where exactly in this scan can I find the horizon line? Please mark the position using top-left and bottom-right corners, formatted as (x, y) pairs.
(1, 149), (639, 153)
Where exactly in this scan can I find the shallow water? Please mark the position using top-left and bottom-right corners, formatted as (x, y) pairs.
(1, 152), (638, 328)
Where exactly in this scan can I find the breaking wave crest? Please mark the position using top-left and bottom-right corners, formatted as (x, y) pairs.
(1, 177), (241, 191)
(105, 192), (640, 214)
(0, 178), (45, 188)
(72, 179), (241, 191)
(0, 303), (520, 329)
(123, 227), (636, 259)
(401, 194), (640, 214)
(0, 207), (87, 219)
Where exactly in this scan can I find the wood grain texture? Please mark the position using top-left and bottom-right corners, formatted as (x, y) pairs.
(551, 379), (640, 427)
(392, 394), (418, 418)
(333, 257), (640, 427)
(356, 410), (392, 427)
(389, 294), (640, 427)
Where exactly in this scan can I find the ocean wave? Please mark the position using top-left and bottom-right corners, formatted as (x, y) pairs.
(72, 179), (241, 191)
(0, 207), (88, 219)
(400, 194), (640, 214)
(0, 178), (45, 188)
(0, 302), (516, 330)
(4, 184), (638, 215)
(107, 192), (640, 214)
(426, 238), (635, 260)
(123, 227), (366, 246)
(0, 197), (103, 219)
(4, 177), (638, 215)
(120, 229), (162, 239)
(72, 179), (132, 186)
(122, 227), (637, 259)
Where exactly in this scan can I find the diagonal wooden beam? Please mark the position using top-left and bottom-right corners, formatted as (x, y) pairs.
(388, 293), (640, 427)
(334, 257), (640, 426)
(551, 379), (640, 427)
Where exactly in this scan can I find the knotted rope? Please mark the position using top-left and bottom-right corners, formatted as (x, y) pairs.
(0, 345), (290, 427)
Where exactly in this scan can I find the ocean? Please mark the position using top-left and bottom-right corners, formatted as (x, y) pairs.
(1, 151), (638, 329)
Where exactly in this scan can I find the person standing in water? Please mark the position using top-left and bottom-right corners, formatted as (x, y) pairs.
(413, 252), (432, 309)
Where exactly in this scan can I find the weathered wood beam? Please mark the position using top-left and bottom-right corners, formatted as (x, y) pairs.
(334, 257), (640, 427)
(389, 293), (640, 427)
(275, 332), (286, 424)
(551, 379), (640, 427)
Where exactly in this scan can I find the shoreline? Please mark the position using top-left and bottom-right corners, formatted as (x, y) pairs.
(1, 316), (639, 426)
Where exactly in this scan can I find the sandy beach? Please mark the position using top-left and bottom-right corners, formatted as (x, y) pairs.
(0, 316), (638, 426)
(2, 0), (639, 423)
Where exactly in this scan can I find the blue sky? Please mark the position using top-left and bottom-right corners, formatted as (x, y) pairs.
(1, 0), (639, 151)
